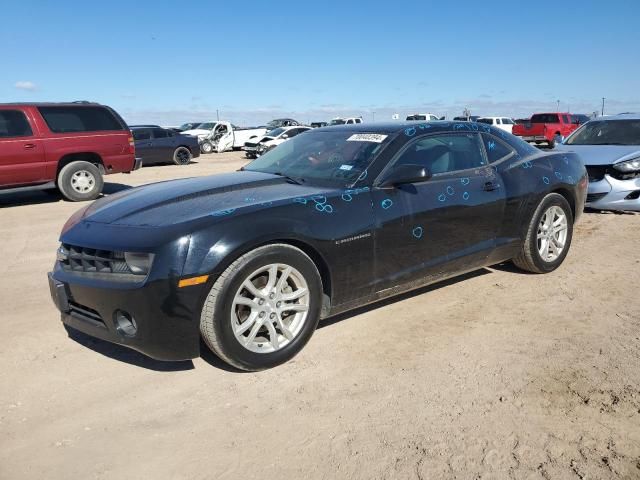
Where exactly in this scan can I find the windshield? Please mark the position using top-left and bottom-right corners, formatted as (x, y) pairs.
(329, 119), (346, 125)
(476, 118), (493, 125)
(265, 127), (286, 137)
(565, 120), (640, 145)
(531, 114), (559, 123)
(407, 115), (427, 121)
(244, 130), (392, 186)
(195, 122), (216, 130)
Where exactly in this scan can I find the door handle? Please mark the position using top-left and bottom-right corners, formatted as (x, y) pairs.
(483, 181), (499, 191)
(24, 143), (36, 149)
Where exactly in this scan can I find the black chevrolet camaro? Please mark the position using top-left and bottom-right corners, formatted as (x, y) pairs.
(48, 122), (587, 370)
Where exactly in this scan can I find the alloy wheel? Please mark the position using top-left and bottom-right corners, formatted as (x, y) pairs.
(231, 263), (310, 353)
(537, 205), (568, 262)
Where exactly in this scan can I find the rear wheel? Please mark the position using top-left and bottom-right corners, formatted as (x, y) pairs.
(513, 193), (573, 273)
(57, 161), (103, 202)
(173, 146), (192, 165)
(200, 244), (323, 371)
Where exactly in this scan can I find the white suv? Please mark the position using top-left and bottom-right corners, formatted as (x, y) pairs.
(329, 117), (363, 125)
(406, 113), (440, 121)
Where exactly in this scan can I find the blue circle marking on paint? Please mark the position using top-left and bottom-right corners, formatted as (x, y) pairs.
(463, 191), (470, 200)
(554, 171), (563, 179)
(438, 193), (446, 202)
(293, 197), (307, 204)
(212, 208), (236, 217)
(311, 195), (327, 204)
(446, 186), (454, 196)
(542, 176), (550, 184)
(412, 226), (424, 239)
(357, 170), (368, 181)
(315, 203), (333, 213)
(381, 199), (393, 209)
(341, 193), (353, 202)
(461, 177), (470, 186)
(405, 127), (416, 137)
(567, 175), (573, 183)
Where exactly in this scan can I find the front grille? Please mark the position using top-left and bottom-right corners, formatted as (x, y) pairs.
(60, 244), (131, 274)
(586, 192), (608, 203)
(586, 166), (607, 182)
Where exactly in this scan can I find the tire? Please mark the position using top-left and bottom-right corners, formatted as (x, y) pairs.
(200, 244), (323, 371)
(512, 193), (573, 273)
(57, 161), (104, 202)
(200, 141), (213, 154)
(172, 146), (192, 165)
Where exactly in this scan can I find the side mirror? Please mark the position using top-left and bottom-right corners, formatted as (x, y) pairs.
(380, 164), (431, 187)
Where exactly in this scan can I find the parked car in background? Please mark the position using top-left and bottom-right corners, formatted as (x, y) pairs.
(406, 113), (441, 121)
(180, 121), (219, 139)
(310, 122), (328, 128)
(453, 115), (481, 122)
(243, 126), (311, 158)
(48, 121), (586, 370)
(265, 118), (301, 128)
(329, 117), (363, 125)
(197, 121), (268, 154)
(131, 126), (200, 166)
(477, 117), (516, 133)
(571, 114), (591, 126)
(0, 102), (138, 201)
(512, 113), (579, 148)
(555, 114), (640, 211)
(171, 122), (203, 133)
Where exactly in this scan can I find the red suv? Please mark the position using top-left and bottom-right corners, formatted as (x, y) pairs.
(0, 102), (139, 201)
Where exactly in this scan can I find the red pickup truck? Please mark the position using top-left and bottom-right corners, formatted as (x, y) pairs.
(0, 102), (139, 201)
(512, 113), (581, 148)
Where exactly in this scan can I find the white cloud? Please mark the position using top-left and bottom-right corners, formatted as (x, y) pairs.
(15, 81), (37, 91)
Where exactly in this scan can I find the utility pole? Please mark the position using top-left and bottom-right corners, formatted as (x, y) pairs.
(216, 109), (220, 121)
(601, 98), (605, 116)
(372, 111), (375, 122)
(556, 99), (560, 112)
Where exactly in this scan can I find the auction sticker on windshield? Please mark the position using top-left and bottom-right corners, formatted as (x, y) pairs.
(346, 134), (388, 143)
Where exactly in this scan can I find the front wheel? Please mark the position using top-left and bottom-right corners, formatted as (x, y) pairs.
(200, 244), (323, 371)
(200, 141), (213, 154)
(57, 161), (104, 202)
(173, 146), (192, 165)
(512, 193), (573, 273)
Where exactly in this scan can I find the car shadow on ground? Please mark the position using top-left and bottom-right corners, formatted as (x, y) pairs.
(0, 183), (133, 208)
(318, 268), (491, 330)
(65, 325), (195, 372)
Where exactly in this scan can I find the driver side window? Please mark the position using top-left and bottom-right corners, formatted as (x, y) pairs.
(393, 133), (486, 175)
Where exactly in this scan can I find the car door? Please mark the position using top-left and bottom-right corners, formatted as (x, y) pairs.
(151, 128), (172, 163)
(132, 128), (153, 165)
(0, 108), (46, 187)
(371, 132), (506, 291)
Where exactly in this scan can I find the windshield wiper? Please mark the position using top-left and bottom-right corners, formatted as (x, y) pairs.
(272, 172), (305, 185)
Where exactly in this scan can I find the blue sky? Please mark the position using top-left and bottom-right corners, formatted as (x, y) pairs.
(2, 0), (638, 125)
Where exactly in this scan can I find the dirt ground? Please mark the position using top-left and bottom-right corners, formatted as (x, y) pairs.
(1, 151), (639, 480)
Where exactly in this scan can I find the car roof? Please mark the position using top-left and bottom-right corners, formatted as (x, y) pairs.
(130, 125), (161, 129)
(598, 113), (640, 120)
(0, 101), (103, 107)
(316, 120), (492, 134)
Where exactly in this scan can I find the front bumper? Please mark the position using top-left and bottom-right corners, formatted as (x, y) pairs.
(586, 173), (640, 211)
(48, 265), (207, 361)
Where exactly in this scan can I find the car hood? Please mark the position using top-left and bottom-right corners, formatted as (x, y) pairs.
(555, 144), (640, 165)
(180, 129), (210, 136)
(80, 171), (328, 227)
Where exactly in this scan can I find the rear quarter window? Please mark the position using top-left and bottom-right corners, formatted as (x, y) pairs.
(481, 133), (515, 163)
(38, 106), (125, 133)
(0, 110), (33, 137)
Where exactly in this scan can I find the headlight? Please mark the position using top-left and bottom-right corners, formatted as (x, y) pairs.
(612, 157), (640, 172)
(124, 252), (155, 275)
